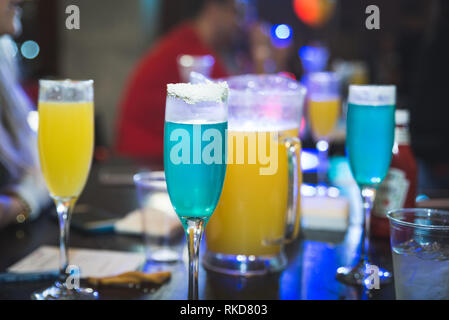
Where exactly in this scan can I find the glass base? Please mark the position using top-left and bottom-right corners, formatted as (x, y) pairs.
(203, 251), (287, 276)
(336, 261), (392, 288)
(31, 282), (99, 300)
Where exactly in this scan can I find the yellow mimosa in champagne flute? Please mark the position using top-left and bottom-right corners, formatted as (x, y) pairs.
(38, 101), (94, 198)
(308, 99), (340, 140)
(33, 80), (98, 300)
(307, 72), (341, 194)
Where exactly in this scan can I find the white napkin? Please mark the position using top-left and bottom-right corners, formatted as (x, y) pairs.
(8, 246), (145, 278)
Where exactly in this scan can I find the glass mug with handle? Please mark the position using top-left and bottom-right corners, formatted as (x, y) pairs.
(204, 74), (306, 275)
(33, 80), (98, 300)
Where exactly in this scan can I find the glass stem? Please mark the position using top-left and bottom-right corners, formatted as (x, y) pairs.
(360, 187), (376, 267)
(55, 198), (76, 287)
(316, 140), (329, 189)
(184, 218), (206, 300)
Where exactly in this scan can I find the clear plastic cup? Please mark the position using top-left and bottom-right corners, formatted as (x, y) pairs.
(133, 171), (183, 262)
(387, 208), (449, 299)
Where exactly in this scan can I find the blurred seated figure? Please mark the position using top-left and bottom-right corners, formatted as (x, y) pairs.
(0, 0), (49, 228)
(116, 0), (238, 159)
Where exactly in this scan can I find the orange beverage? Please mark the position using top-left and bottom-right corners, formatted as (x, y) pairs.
(308, 98), (340, 140)
(206, 124), (301, 256)
(38, 102), (94, 198)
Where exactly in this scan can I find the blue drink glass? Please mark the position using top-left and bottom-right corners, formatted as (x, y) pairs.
(336, 85), (395, 288)
(163, 82), (228, 299)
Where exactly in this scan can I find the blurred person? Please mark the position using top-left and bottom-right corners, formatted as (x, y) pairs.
(0, 0), (49, 228)
(248, 22), (294, 75)
(116, 0), (239, 159)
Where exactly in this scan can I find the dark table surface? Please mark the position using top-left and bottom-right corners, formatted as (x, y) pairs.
(0, 159), (395, 300)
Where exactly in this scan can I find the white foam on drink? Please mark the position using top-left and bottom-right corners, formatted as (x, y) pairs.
(348, 85), (396, 106)
(167, 82), (229, 105)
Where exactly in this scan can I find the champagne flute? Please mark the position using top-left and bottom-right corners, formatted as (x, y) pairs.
(336, 85), (395, 287)
(307, 72), (340, 195)
(32, 80), (97, 300)
(164, 82), (228, 300)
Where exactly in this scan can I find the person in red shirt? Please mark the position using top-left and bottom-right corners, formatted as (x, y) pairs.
(115, 0), (238, 159)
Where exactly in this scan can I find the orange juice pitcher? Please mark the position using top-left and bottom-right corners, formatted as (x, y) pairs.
(204, 74), (306, 275)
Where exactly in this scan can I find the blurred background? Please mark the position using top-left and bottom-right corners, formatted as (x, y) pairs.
(11, 0), (449, 190)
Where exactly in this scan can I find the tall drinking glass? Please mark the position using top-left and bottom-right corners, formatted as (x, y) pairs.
(33, 80), (97, 300)
(336, 85), (395, 287)
(133, 171), (182, 263)
(307, 72), (340, 194)
(164, 82), (228, 300)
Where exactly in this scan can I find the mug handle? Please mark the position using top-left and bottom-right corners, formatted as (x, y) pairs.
(282, 136), (302, 243)
(262, 136), (302, 247)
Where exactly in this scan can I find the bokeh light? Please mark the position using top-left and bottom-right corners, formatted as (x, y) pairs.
(293, 0), (337, 27)
(270, 23), (293, 48)
(273, 24), (292, 40)
(20, 40), (40, 59)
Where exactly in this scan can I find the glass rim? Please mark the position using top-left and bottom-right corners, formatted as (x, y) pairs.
(224, 74), (307, 97)
(39, 79), (94, 86)
(177, 54), (215, 66)
(348, 84), (396, 106)
(387, 208), (449, 231)
(308, 71), (341, 83)
(349, 84), (396, 89)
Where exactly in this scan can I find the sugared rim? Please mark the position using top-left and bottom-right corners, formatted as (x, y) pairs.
(167, 81), (229, 105)
(348, 84), (396, 106)
(387, 208), (449, 230)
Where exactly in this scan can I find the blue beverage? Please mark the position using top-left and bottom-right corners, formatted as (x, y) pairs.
(164, 121), (227, 218)
(346, 103), (395, 187)
(337, 85), (395, 287)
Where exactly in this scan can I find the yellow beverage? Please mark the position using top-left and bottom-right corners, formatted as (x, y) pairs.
(206, 125), (301, 256)
(308, 99), (340, 139)
(38, 102), (94, 198)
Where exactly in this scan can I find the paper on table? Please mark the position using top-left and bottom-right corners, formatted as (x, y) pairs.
(114, 208), (183, 238)
(8, 246), (145, 278)
(115, 191), (183, 237)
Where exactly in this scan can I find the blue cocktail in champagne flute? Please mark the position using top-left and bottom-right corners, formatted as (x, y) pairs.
(164, 82), (228, 300)
(337, 85), (395, 287)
